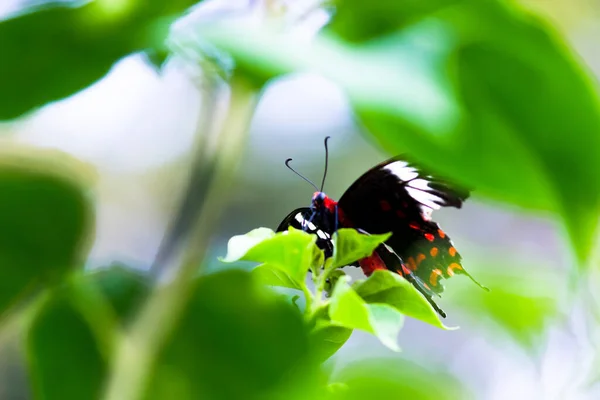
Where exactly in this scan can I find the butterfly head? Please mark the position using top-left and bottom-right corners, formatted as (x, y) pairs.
(312, 191), (337, 213)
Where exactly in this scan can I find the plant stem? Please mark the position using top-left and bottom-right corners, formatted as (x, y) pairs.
(102, 76), (258, 400)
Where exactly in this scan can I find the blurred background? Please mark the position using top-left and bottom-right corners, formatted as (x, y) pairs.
(2, 0), (600, 399)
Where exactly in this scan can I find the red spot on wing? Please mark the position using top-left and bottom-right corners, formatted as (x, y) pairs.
(430, 247), (438, 257)
(359, 252), (387, 276)
(380, 200), (391, 211)
(448, 247), (457, 257)
(424, 233), (435, 242)
(399, 264), (412, 276)
(396, 210), (405, 218)
(409, 222), (420, 230)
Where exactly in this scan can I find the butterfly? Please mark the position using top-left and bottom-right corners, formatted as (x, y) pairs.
(276, 137), (487, 318)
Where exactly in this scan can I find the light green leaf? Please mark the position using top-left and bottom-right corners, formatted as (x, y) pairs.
(329, 277), (403, 351)
(252, 263), (301, 290)
(354, 270), (455, 330)
(222, 227), (317, 286)
(221, 227), (276, 262)
(332, 229), (391, 270)
(331, 358), (472, 400)
(309, 324), (353, 363)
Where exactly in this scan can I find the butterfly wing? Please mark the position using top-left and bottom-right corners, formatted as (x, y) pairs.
(338, 156), (475, 297)
(276, 207), (334, 258)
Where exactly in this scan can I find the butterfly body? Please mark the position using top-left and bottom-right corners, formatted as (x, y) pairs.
(277, 155), (485, 317)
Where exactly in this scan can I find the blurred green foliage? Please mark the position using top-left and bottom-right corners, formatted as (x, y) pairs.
(0, 0), (200, 120)
(0, 147), (93, 321)
(0, 0), (598, 399)
(194, 0), (600, 263)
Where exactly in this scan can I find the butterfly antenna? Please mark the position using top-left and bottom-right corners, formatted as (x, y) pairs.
(285, 158), (318, 191)
(320, 136), (331, 192)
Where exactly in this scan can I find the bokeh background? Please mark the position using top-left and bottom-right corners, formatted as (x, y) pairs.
(2, 0), (600, 399)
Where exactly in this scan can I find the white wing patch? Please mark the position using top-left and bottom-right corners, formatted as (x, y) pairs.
(384, 161), (419, 181)
(386, 161), (448, 212)
(294, 212), (330, 240)
(406, 187), (442, 210)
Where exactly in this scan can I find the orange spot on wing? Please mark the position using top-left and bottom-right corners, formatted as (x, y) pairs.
(438, 229), (446, 238)
(406, 256), (417, 271)
(430, 247), (438, 257)
(380, 200), (391, 211)
(429, 269), (443, 286)
(424, 233), (435, 242)
(448, 263), (463, 276)
(416, 253), (426, 264)
(448, 247), (457, 257)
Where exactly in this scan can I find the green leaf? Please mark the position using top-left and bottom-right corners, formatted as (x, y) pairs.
(26, 288), (109, 400)
(327, 0), (460, 42)
(0, 0), (199, 120)
(252, 263), (301, 290)
(331, 358), (472, 400)
(0, 146), (94, 319)
(329, 276), (403, 351)
(331, 229), (391, 270)
(194, 0), (600, 263)
(86, 264), (151, 324)
(353, 270), (454, 330)
(25, 265), (150, 400)
(309, 323), (353, 363)
(222, 227), (317, 286)
(221, 227), (276, 262)
(145, 270), (320, 400)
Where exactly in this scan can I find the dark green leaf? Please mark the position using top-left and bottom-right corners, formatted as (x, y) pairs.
(0, 0), (200, 120)
(0, 147), (93, 319)
(25, 265), (147, 399)
(353, 270), (454, 330)
(86, 264), (151, 324)
(26, 288), (109, 400)
(145, 270), (319, 400)
(327, 0), (460, 42)
(331, 229), (390, 270)
(329, 277), (403, 351)
(25, 265), (152, 400)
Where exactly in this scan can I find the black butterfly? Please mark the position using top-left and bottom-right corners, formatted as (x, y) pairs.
(277, 137), (486, 317)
